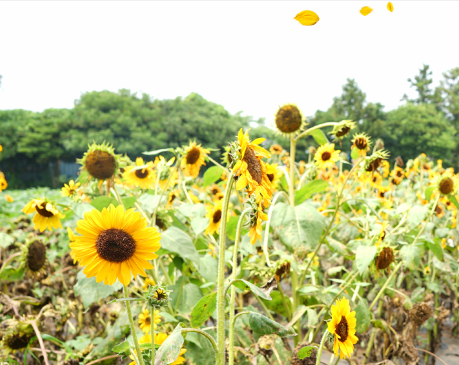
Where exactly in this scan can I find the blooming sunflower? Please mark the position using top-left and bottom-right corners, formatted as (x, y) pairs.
(351, 133), (371, 157)
(390, 166), (405, 185)
(61, 180), (81, 198)
(70, 204), (161, 286)
(0, 172), (7, 192)
(123, 157), (156, 189)
(233, 129), (273, 206)
(23, 199), (64, 232)
(431, 170), (459, 196)
(138, 308), (161, 333)
(168, 190), (180, 206)
(5, 194), (14, 202)
(249, 204), (268, 245)
(205, 200), (225, 235)
(314, 143), (341, 170)
(269, 144), (283, 155)
(209, 184), (222, 198)
(327, 297), (358, 359)
(274, 103), (304, 134)
(265, 163), (282, 190)
(181, 141), (210, 178)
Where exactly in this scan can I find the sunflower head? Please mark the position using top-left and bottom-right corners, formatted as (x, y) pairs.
(78, 141), (122, 181)
(269, 144), (284, 155)
(0, 318), (35, 356)
(20, 239), (47, 274)
(432, 171), (459, 196)
(145, 284), (172, 307)
(274, 260), (291, 281)
(61, 180), (81, 198)
(351, 133), (371, 156)
(363, 150), (390, 173)
(180, 141), (210, 178)
(327, 297), (358, 359)
(22, 198), (64, 232)
(275, 103), (304, 134)
(375, 247), (394, 271)
(314, 143), (341, 170)
(205, 200), (224, 235)
(123, 157), (156, 189)
(0, 171), (8, 192)
(330, 120), (356, 140)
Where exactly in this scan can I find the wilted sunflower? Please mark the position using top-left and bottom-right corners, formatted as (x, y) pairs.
(274, 260), (291, 281)
(269, 144), (283, 155)
(61, 180), (80, 198)
(78, 141), (122, 182)
(327, 297), (358, 359)
(351, 133), (371, 157)
(375, 247), (394, 271)
(138, 308), (161, 333)
(22, 240), (47, 274)
(330, 120), (356, 141)
(314, 143), (341, 170)
(431, 170), (459, 196)
(275, 104), (304, 134)
(205, 200), (225, 235)
(363, 150), (390, 173)
(22, 198), (64, 232)
(0, 319), (35, 356)
(181, 141), (210, 178)
(70, 204), (161, 286)
(233, 129), (273, 206)
(123, 157), (156, 189)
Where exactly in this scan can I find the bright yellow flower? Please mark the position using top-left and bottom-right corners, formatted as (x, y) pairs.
(307, 252), (319, 267)
(265, 163), (282, 190)
(138, 308), (161, 333)
(61, 180), (81, 197)
(327, 297), (358, 359)
(5, 194), (14, 202)
(70, 205), (161, 286)
(205, 200), (225, 235)
(431, 170), (459, 196)
(314, 143), (341, 170)
(123, 157), (156, 189)
(387, 2), (394, 12)
(143, 277), (156, 291)
(181, 142), (210, 178)
(294, 10), (320, 26)
(0, 172), (7, 192)
(23, 199), (65, 232)
(249, 205), (268, 245)
(360, 6), (373, 16)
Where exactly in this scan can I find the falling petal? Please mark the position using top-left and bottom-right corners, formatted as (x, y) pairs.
(387, 2), (394, 12)
(360, 6), (373, 16)
(294, 10), (320, 26)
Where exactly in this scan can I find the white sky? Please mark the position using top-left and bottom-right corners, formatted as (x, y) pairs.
(0, 1), (458, 125)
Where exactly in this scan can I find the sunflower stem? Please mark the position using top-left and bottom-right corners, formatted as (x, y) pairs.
(216, 172), (235, 365)
(229, 208), (252, 365)
(289, 134), (296, 206)
(295, 122), (337, 142)
(151, 305), (155, 365)
(124, 285), (146, 365)
(315, 329), (329, 365)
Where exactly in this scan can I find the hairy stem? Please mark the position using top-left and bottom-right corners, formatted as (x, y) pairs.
(124, 285), (145, 365)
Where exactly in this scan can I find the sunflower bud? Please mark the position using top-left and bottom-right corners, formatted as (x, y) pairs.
(145, 285), (172, 307)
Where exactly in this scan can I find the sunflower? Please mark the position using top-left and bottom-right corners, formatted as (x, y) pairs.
(143, 277), (156, 291)
(376, 222), (387, 246)
(0, 172), (7, 192)
(314, 143), (341, 170)
(330, 120), (356, 141)
(24, 240), (47, 274)
(381, 160), (390, 178)
(78, 141), (122, 182)
(307, 252), (319, 267)
(369, 172), (382, 188)
(61, 180), (81, 197)
(129, 333), (187, 365)
(249, 204), (268, 245)
(67, 228), (79, 264)
(233, 129), (273, 206)
(327, 297), (358, 359)
(376, 185), (390, 200)
(270, 144), (283, 155)
(70, 204), (161, 286)
(209, 184), (222, 198)
(123, 157), (156, 189)
(181, 141), (210, 178)
(154, 155), (178, 190)
(23, 199), (64, 232)
(0, 319), (35, 357)
(431, 170), (459, 196)
(299, 160), (306, 175)
(205, 200), (225, 235)
(363, 150), (390, 173)
(138, 308), (161, 333)
(5, 194), (14, 202)
(274, 103), (304, 134)
(265, 163), (282, 190)
(435, 204), (445, 218)
(390, 166), (405, 185)
(375, 247), (394, 271)
(168, 190), (180, 206)
(351, 133), (371, 157)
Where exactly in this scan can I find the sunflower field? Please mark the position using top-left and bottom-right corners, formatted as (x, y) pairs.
(1, 107), (459, 365)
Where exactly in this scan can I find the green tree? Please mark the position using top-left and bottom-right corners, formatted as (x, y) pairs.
(0, 110), (36, 160)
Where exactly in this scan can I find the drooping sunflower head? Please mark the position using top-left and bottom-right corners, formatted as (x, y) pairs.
(78, 141), (122, 182)
(327, 297), (358, 359)
(330, 120), (356, 141)
(22, 198), (64, 232)
(70, 204), (161, 286)
(274, 260), (291, 282)
(351, 133), (371, 157)
(61, 180), (81, 198)
(274, 103), (304, 134)
(363, 150), (390, 173)
(123, 157), (156, 189)
(0, 319), (35, 356)
(375, 246), (394, 271)
(21, 239), (47, 275)
(180, 141), (210, 178)
(314, 143), (341, 170)
(432, 171), (459, 196)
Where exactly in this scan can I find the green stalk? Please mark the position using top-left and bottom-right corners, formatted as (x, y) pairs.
(315, 329), (329, 365)
(228, 208), (251, 365)
(124, 285), (145, 365)
(216, 172), (235, 365)
(151, 305), (156, 365)
(181, 328), (218, 354)
(295, 122), (338, 142)
(289, 134), (296, 206)
(291, 271), (300, 346)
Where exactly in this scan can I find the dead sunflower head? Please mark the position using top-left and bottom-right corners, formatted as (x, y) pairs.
(364, 150), (390, 173)
(0, 319), (35, 356)
(274, 260), (291, 282)
(375, 247), (394, 271)
(275, 104), (304, 134)
(330, 120), (356, 140)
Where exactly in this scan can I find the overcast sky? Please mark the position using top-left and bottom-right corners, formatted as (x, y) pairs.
(0, 1), (458, 125)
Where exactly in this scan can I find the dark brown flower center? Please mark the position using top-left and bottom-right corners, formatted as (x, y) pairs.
(36, 204), (54, 218)
(85, 150), (116, 180)
(379, 191), (385, 198)
(275, 105), (302, 133)
(135, 168), (149, 179)
(27, 241), (46, 272)
(213, 209), (222, 224)
(169, 193), (177, 203)
(145, 316), (151, 325)
(186, 147), (201, 165)
(336, 316), (349, 342)
(211, 188), (219, 195)
(439, 177), (453, 195)
(243, 147), (262, 184)
(396, 170), (403, 178)
(321, 151), (332, 161)
(375, 247), (394, 270)
(154, 289), (167, 300)
(354, 137), (367, 150)
(366, 158), (382, 172)
(336, 126), (351, 138)
(435, 205), (442, 215)
(96, 229), (136, 263)
(6, 333), (30, 350)
(267, 173), (274, 182)
(68, 188), (76, 195)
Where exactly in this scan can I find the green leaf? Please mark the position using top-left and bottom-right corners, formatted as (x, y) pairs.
(294, 180), (329, 205)
(355, 298), (371, 333)
(448, 194), (459, 209)
(0, 266), (25, 281)
(351, 147), (360, 160)
(66, 335), (92, 352)
(327, 237), (349, 256)
(169, 282), (203, 314)
(71, 203), (96, 219)
(203, 166), (224, 187)
(231, 279), (273, 300)
(90, 196), (118, 211)
(156, 324), (185, 365)
(425, 187), (435, 201)
(161, 227), (200, 266)
(305, 307), (319, 327)
(138, 194), (167, 215)
(297, 346), (317, 360)
(143, 148), (175, 156)
(407, 205), (429, 229)
(288, 305), (308, 327)
(73, 270), (123, 308)
(309, 129), (328, 146)
(400, 245), (421, 271)
(112, 340), (130, 354)
(355, 246), (377, 275)
(226, 215), (248, 241)
(198, 256), (218, 282)
(248, 312), (297, 337)
(122, 197), (137, 210)
(428, 239), (444, 262)
(190, 292), (217, 328)
(0, 232), (14, 248)
(191, 217), (209, 236)
(298, 286), (319, 295)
